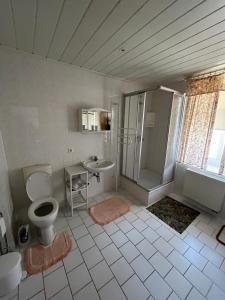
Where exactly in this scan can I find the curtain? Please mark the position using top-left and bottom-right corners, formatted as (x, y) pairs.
(219, 147), (225, 175)
(179, 93), (219, 168)
(187, 73), (225, 95)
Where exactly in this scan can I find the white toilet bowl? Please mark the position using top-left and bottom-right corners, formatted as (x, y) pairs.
(23, 165), (59, 246)
(0, 252), (22, 296)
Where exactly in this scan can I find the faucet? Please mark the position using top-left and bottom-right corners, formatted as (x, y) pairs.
(90, 155), (98, 161)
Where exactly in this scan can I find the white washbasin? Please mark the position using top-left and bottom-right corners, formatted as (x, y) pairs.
(82, 159), (115, 173)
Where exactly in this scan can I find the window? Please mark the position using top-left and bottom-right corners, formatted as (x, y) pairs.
(206, 91), (225, 175)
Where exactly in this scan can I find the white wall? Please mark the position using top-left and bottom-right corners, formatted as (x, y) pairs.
(0, 47), (143, 221)
(0, 130), (15, 250)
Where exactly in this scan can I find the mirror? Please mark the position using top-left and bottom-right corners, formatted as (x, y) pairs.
(80, 108), (111, 132)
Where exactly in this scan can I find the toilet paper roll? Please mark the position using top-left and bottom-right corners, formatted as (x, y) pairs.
(0, 216), (6, 238)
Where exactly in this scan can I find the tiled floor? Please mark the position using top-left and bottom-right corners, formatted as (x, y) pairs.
(2, 190), (225, 300)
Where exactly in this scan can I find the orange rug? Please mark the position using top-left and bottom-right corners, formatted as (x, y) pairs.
(24, 231), (72, 275)
(89, 197), (130, 225)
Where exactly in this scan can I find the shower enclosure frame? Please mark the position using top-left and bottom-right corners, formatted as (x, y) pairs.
(119, 86), (185, 191)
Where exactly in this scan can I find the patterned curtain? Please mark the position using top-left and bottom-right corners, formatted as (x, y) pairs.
(219, 148), (225, 175)
(187, 73), (225, 95)
(179, 93), (219, 168)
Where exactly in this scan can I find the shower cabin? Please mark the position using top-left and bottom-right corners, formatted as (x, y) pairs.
(120, 87), (184, 193)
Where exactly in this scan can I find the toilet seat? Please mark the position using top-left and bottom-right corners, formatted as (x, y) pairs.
(28, 197), (58, 223)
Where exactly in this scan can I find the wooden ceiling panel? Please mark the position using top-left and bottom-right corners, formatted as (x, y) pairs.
(11, 0), (36, 52)
(1, 0), (225, 83)
(0, 0), (16, 47)
(61, 0), (118, 63)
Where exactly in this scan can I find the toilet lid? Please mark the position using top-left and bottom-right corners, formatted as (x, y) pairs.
(26, 171), (52, 202)
(0, 252), (21, 278)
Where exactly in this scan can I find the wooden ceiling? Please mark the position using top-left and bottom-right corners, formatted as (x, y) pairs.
(1, 0), (225, 83)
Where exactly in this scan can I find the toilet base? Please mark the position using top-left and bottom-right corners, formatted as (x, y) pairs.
(39, 225), (55, 246)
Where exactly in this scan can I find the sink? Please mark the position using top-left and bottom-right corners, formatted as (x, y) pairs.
(82, 159), (115, 173)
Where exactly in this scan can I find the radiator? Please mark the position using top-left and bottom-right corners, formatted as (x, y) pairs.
(183, 168), (225, 212)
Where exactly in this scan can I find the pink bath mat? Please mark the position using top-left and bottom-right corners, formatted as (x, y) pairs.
(89, 197), (130, 225)
(24, 231), (72, 275)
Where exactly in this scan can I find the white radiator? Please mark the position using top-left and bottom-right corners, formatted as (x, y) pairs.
(183, 168), (225, 212)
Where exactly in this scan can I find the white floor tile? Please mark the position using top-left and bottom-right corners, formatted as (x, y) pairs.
(136, 239), (157, 260)
(142, 227), (159, 243)
(136, 210), (151, 221)
(207, 284), (225, 300)
(169, 236), (189, 254)
(186, 288), (205, 300)
(111, 257), (134, 285)
(43, 261), (63, 276)
(145, 271), (172, 300)
(72, 224), (88, 239)
(168, 292), (180, 300)
(90, 260), (113, 290)
(216, 243), (225, 257)
(94, 232), (112, 250)
(184, 248), (207, 271)
(126, 228), (144, 245)
(30, 291), (45, 300)
(124, 212), (138, 223)
(117, 220), (133, 233)
(165, 268), (192, 299)
(19, 273), (43, 300)
(154, 237), (173, 257)
(149, 252), (172, 277)
(67, 216), (83, 229)
(68, 263), (91, 295)
(186, 225), (201, 238)
(157, 226), (174, 241)
(167, 250), (190, 274)
(196, 221), (214, 236)
(185, 265), (212, 296)
(101, 243), (121, 265)
(77, 234), (95, 252)
(63, 248), (83, 272)
(82, 246), (103, 269)
(220, 259), (225, 272)
(73, 282), (99, 300)
(130, 255), (154, 281)
(88, 224), (104, 237)
(198, 232), (217, 249)
(44, 267), (68, 298)
(99, 279), (126, 300)
(203, 262), (225, 292)
(111, 230), (128, 248)
(200, 245), (223, 267)
(145, 217), (161, 230)
(122, 275), (150, 300)
(50, 286), (73, 300)
(119, 241), (140, 263)
(103, 222), (119, 235)
(184, 234), (204, 252)
(114, 216), (125, 224)
(132, 219), (147, 232)
(83, 216), (95, 227)
(78, 210), (89, 219)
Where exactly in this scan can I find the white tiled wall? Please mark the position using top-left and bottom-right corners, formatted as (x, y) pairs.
(0, 47), (144, 218)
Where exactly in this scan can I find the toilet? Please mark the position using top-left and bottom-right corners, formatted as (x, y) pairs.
(0, 252), (22, 296)
(23, 164), (59, 246)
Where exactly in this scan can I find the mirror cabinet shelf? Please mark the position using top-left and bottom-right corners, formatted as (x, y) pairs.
(79, 108), (112, 133)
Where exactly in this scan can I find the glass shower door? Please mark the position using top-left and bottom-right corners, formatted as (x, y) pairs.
(121, 93), (146, 181)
